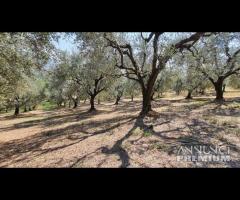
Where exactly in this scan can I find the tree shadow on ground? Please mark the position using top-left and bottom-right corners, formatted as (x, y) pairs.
(113, 101), (142, 114)
(1, 97), (240, 168)
(205, 101), (240, 117)
(0, 112), (137, 166)
(0, 109), (113, 133)
(152, 117), (240, 167)
(100, 113), (154, 168)
(73, 99), (240, 168)
(0, 113), (42, 120)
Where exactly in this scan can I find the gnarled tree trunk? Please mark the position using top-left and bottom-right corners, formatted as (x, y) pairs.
(141, 95), (152, 115)
(73, 100), (78, 108)
(214, 78), (224, 101)
(223, 84), (226, 93)
(151, 92), (155, 101)
(14, 97), (20, 116)
(114, 96), (121, 105)
(140, 69), (159, 116)
(114, 90), (123, 105)
(72, 98), (78, 109)
(87, 74), (105, 112)
(199, 88), (205, 95)
(15, 106), (19, 116)
(24, 104), (27, 112)
(141, 86), (154, 116)
(89, 95), (96, 111)
(185, 90), (193, 99)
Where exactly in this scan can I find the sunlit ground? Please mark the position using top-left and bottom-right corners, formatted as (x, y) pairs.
(0, 89), (240, 168)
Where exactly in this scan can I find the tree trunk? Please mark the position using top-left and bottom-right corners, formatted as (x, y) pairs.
(199, 89), (205, 95)
(140, 73), (158, 116)
(15, 106), (19, 116)
(114, 96), (120, 105)
(151, 92), (155, 101)
(14, 98), (20, 116)
(24, 104), (27, 112)
(84, 99), (87, 104)
(131, 95), (133, 102)
(73, 99), (78, 109)
(98, 99), (100, 105)
(89, 95), (96, 111)
(214, 79), (224, 101)
(140, 89), (153, 116)
(223, 84), (226, 93)
(185, 90), (193, 99)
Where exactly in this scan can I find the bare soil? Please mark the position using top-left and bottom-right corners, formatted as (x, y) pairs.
(0, 90), (240, 168)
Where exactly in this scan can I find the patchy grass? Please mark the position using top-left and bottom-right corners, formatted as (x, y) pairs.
(143, 130), (152, 137)
(149, 142), (169, 151)
(39, 101), (57, 111)
(131, 127), (152, 137)
(132, 127), (143, 136)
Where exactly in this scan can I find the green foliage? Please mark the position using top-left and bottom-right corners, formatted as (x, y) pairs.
(132, 127), (143, 135)
(229, 74), (240, 89)
(143, 130), (152, 137)
(1, 32), (240, 117)
(39, 100), (57, 111)
(173, 78), (184, 95)
(154, 68), (174, 97)
(0, 32), (57, 114)
(124, 79), (140, 100)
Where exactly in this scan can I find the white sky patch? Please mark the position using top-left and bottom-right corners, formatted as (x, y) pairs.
(53, 34), (78, 53)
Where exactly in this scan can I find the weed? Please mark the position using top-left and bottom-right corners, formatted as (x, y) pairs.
(143, 130), (152, 137)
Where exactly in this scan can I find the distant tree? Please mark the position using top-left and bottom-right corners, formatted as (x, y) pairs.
(114, 85), (124, 105)
(229, 74), (240, 89)
(191, 33), (240, 101)
(173, 78), (183, 96)
(73, 33), (116, 112)
(175, 53), (208, 99)
(124, 79), (140, 102)
(48, 52), (70, 107)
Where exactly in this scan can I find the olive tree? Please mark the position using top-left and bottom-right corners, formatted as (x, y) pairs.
(0, 32), (57, 115)
(191, 33), (240, 101)
(104, 32), (213, 116)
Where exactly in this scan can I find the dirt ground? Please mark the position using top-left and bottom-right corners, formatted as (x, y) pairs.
(0, 90), (240, 168)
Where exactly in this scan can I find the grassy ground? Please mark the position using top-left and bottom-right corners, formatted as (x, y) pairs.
(38, 100), (58, 111)
(0, 89), (240, 168)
